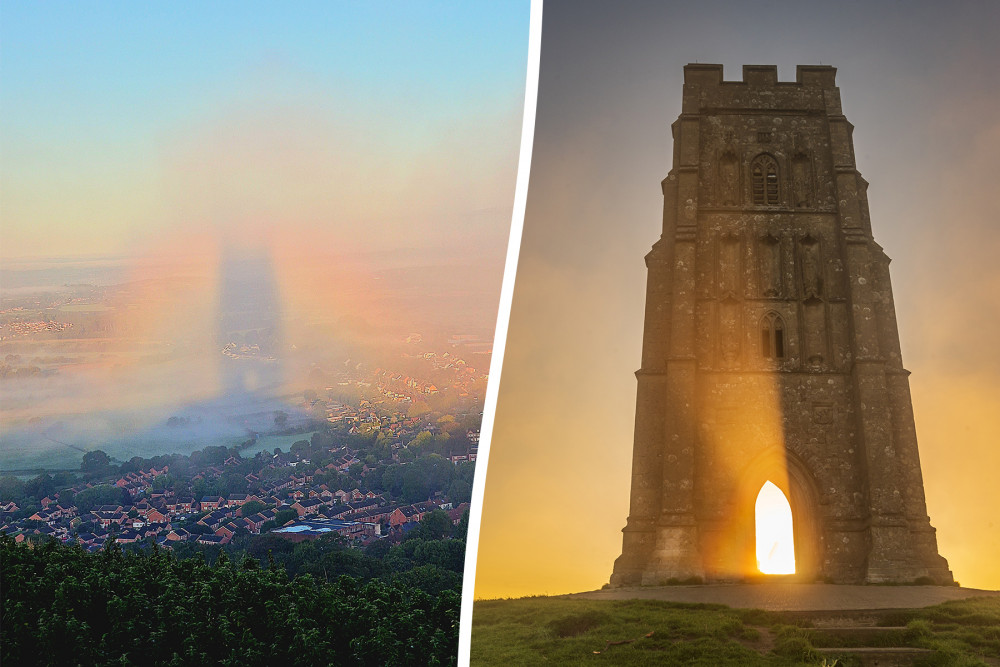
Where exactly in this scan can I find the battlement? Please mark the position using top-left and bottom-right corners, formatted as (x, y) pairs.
(684, 63), (837, 89)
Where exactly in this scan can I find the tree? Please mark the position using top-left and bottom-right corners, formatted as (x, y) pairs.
(151, 474), (173, 492)
(0, 475), (25, 503)
(80, 450), (111, 474)
(381, 467), (404, 498)
(412, 539), (465, 572)
(447, 478), (472, 505)
(401, 467), (427, 503)
(274, 411), (289, 428)
(23, 474), (55, 500)
(240, 500), (266, 517)
(408, 431), (433, 453)
(452, 508), (470, 539)
(274, 508), (297, 527)
(290, 440), (310, 458)
(310, 430), (335, 450)
(407, 401), (430, 418)
(415, 510), (453, 542)
(72, 485), (125, 513)
(361, 468), (383, 494)
(391, 564), (462, 596)
(118, 456), (143, 475)
(219, 471), (248, 495)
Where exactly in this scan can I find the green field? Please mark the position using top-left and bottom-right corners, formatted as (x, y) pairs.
(240, 431), (317, 457)
(472, 596), (1000, 666)
(0, 430), (245, 473)
(0, 425), (313, 474)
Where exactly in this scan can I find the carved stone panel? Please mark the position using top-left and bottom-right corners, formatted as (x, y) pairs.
(759, 234), (781, 297)
(718, 297), (740, 366)
(802, 298), (827, 367)
(719, 233), (741, 296)
(792, 153), (813, 207)
(800, 235), (822, 299)
(719, 151), (739, 206)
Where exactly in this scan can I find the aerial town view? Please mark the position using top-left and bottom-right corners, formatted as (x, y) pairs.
(0, 262), (488, 550)
(0, 253), (494, 663)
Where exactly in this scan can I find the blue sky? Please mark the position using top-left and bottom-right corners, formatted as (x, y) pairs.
(2, 2), (528, 124)
(1, 2), (530, 258)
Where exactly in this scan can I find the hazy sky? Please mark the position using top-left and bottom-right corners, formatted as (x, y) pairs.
(476, 0), (1000, 598)
(0, 3), (530, 462)
(1, 2), (528, 260)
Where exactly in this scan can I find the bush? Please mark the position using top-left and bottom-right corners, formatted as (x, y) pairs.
(547, 610), (612, 638)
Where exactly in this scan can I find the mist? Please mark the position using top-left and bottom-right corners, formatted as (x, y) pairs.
(0, 3), (528, 472)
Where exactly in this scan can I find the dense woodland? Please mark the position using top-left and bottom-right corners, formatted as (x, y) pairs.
(1, 520), (464, 665)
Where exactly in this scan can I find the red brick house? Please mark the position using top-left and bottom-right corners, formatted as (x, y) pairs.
(215, 524), (236, 541)
(145, 508), (168, 524)
(291, 499), (322, 517)
(200, 496), (225, 511)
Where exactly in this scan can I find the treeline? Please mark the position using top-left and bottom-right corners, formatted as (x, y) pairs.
(1, 534), (459, 666)
(0, 422), (477, 521)
(164, 509), (469, 596)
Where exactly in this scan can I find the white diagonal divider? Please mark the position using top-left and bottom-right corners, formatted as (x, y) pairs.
(457, 0), (544, 663)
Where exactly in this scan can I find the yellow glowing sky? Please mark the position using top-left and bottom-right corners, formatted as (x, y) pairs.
(475, 1), (1000, 599)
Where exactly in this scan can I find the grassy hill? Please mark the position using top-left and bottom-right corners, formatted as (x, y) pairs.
(472, 595), (1000, 666)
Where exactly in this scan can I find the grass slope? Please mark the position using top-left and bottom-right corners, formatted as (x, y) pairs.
(472, 596), (1000, 666)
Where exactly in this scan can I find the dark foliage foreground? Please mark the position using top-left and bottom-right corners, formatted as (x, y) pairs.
(1, 535), (458, 666)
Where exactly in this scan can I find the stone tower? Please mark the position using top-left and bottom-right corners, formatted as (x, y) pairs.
(610, 64), (953, 585)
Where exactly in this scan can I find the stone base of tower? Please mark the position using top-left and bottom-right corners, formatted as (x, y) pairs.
(865, 522), (954, 585)
(609, 520), (655, 587)
(610, 517), (955, 587)
(864, 561), (954, 585)
(911, 527), (955, 585)
(610, 517), (704, 587)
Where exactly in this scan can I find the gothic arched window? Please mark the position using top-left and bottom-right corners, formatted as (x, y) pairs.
(751, 154), (780, 206)
(761, 312), (785, 359)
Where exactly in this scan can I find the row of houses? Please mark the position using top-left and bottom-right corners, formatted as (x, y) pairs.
(4, 480), (469, 553)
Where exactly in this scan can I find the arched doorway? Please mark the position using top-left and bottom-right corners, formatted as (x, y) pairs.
(755, 481), (795, 574)
(722, 448), (823, 581)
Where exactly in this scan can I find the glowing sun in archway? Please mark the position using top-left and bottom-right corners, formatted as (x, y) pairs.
(755, 480), (796, 575)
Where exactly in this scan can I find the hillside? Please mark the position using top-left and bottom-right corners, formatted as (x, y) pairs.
(472, 595), (1000, 666)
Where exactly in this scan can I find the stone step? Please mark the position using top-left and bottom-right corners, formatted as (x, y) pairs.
(808, 625), (910, 647)
(815, 646), (935, 667)
(767, 607), (915, 628)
